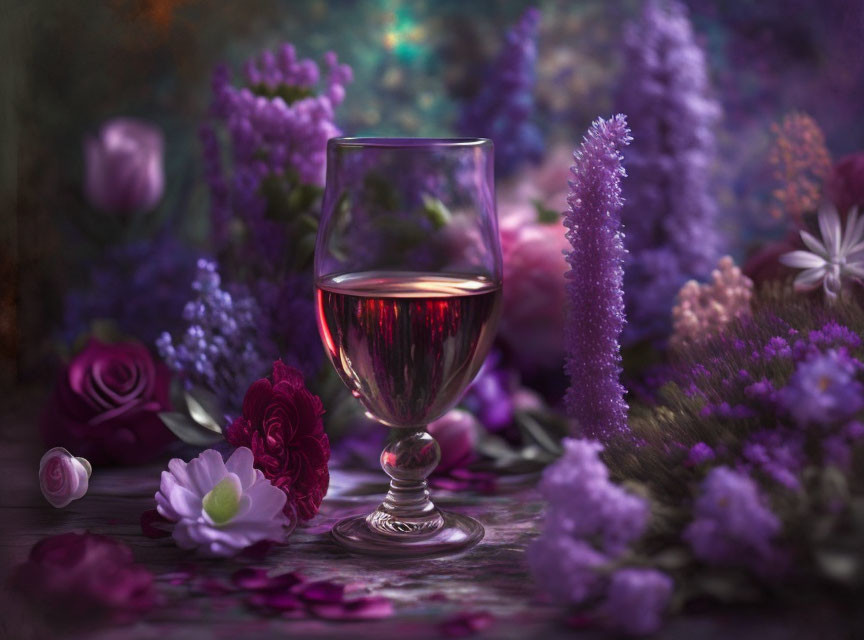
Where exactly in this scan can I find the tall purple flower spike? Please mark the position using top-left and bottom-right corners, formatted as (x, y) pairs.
(564, 115), (632, 440)
(616, 0), (721, 345)
(458, 7), (543, 177)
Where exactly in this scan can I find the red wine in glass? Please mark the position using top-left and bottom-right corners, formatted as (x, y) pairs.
(316, 271), (502, 428)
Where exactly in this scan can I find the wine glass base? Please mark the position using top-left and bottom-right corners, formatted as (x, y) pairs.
(330, 510), (484, 557)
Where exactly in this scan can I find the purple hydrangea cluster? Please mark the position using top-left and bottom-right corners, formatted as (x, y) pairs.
(458, 7), (543, 177)
(63, 235), (198, 346)
(778, 349), (864, 426)
(684, 466), (781, 573)
(616, 0), (722, 345)
(201, 44), (352, 260)
(528, 439), (670, 631)
(563, 114), (632, 440)
(156, 259), (271, 417)
(598, 569), (674, 636)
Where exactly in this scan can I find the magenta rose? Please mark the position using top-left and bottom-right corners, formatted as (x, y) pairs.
(825, 152), (864, 218)
(41, 339), (174, 465)
(39, 447), (91, 508)
(226, 361), (330, 521)
(11, 532), (156, 624)
(84, 117), (165, 214)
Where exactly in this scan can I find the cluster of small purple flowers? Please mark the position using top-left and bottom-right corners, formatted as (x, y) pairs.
(684, 466), (782, 574)
(63, 235), (198, 345)
(201, 44), (352, 261)
(458, 7), (543, 177)
(528, 439), (672, 635)
(156, 259), (271, 418)
(661, 317), (864, 582)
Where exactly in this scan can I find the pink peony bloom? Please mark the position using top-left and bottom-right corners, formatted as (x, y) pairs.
(39, 447), (91, 508)
(156, 447), (293, 557)
(825, 152), (864, 219)
(226, 361), (330, 521)
(500, 145), (573, 215)
(11, 532), (155, 624)
(84, 118), (164, 214)
(427, 409), (478, 474)
(671, 256), (753, 349)
(41, 338), (174, 465)
(498, 219), (569, 372)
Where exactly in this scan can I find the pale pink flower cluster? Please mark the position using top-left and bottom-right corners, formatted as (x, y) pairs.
(671, 256), (753, 348)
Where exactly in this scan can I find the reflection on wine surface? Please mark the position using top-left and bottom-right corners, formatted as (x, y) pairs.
(316, 271), (502, 428)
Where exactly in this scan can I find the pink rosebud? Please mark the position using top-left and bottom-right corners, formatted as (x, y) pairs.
(84, 117), (165, 214)
(427, 409), (478, 474)
(39, 447), (91, 508)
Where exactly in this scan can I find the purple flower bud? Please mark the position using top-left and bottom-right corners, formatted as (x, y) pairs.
(84, 118), (164, 214)
(428, 409), (478, 474)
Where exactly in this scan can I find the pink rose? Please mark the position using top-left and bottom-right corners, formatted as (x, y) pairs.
(41, 339), (174, 465)
(84, 118), (164, 214)
(498, 219), (569, 372)
(428, 409), (479, 474)
(11, 532), (156, 624)
(825, 152), (864, 218)
(39, 447), (91, 508)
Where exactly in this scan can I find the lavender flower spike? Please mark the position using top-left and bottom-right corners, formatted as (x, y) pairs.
(564, 115), (632, 440)
(458, 7), (543, 177)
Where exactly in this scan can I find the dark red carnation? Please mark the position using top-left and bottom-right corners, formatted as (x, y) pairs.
(41, 338), (174, 465)
(11, 532), (156, 624)
(226, 361), (330, 520)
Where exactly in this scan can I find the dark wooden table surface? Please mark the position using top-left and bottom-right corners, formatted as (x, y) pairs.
(0, 389), (853, 639)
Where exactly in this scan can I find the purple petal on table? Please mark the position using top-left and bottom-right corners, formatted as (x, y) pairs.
(197, 577), (232, 596)
(439, 611), (495, 637)
(246, 591), (305, 614)
(231, 567), (303, 591)
(294, 580), (345, 603)
(310, 596), (394, 621)
(238, 539), (277, 560)
(140, 508), (173, 538)
(161, 563), (197, 585)
(565, 613), (595, 629)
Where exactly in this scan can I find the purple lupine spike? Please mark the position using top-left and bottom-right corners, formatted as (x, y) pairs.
(616, 0), (722, 345)
(458, 7), (543, 177)
(564, 115), (632, 440)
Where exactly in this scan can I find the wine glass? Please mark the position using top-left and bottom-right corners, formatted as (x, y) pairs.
(315, 137), (502, 556)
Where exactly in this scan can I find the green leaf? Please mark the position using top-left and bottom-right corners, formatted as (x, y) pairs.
(184, 387), (225, 435)
(159, 412), (225, 447)
(421, 194), (452, 229)
(533, 199), (560, 224)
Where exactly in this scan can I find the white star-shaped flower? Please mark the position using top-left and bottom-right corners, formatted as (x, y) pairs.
(780, 206), (864, 300)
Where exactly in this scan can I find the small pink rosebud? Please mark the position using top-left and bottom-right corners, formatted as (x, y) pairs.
(84, 117), (165, 214)
(39, 447), (91, 508)
(428, 409), (478, 474)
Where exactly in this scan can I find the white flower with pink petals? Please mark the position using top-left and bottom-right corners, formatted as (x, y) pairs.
(156, 447), (294, 557)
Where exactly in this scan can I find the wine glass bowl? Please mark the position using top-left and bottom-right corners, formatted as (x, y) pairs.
(315, 137), (501, 556)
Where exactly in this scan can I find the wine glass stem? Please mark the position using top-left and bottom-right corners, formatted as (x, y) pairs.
(366, 428), (445, 538)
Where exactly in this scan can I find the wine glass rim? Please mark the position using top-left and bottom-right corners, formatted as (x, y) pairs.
(329, 137), (492, 149)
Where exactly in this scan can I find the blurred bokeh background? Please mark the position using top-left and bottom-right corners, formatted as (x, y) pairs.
(2, 0), (863, 389)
